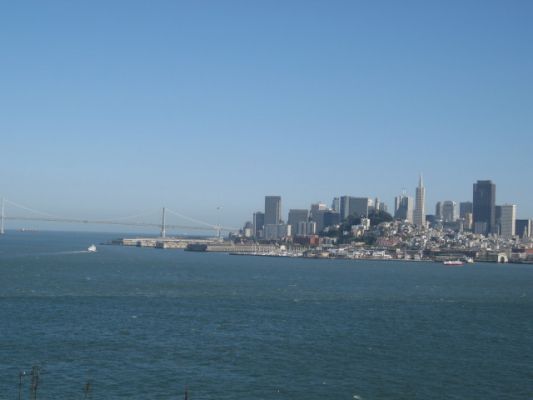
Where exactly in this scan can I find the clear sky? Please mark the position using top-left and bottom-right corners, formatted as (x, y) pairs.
(1, 1), (532, 232)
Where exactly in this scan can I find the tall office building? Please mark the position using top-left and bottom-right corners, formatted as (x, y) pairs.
(499, 204), (516, 238)
(339, 196), (350, 220)
(288, 209), (308, 236)
(413, 175), (426, 227)
(340, 196), (371, 220)
(442, 201), (457, 223)
(310, 202), (327, 221)
(515, 219), (532, 239)
(312, 210), (340, 232)
(464, 212), (473, 231)
(298, 221), (317, 237)
(242, 221), (254, 238)
(264, 196), (282, 226)
(459, 202), (473, 219)
(331, 197), (340, 213)
(253, 211), (264, 238)
(374, 197), (381, 212)
(435, 202), (443, 219)
(473, 180), (496, 235)
(264, 223), (291, 240)
(394, 194), (414, 223)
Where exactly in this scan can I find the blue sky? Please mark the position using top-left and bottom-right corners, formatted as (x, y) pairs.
(1, 1), (532, 232)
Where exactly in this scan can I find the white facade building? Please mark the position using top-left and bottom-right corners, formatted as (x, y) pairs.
(499, 204), (516, 238)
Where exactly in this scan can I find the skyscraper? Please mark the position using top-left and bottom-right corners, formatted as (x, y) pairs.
(413, 174), (426, 227)
(459, 201), (473, 219)
(339, 196), (371, 220)
(394, 194), (414, 223)
(339, 196), (351, 220)
(442, 201), (457, 223)
(473, 180), (496, 235)
(515, 219), (531, 239)
(252, 211), (264, 238)
(499, 204), (516, 238)
(312, 210), (340, 232)
(374, 197), (381, 212)
(435, 201), (443, 219)
(310, 202), (327, 221)
(288, 209), (308, 236)
(331, 197), (340, 213)
(264, 196), (281, 226)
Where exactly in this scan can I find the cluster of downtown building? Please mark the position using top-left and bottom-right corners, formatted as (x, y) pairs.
(249, 195), (383, 243)
(243, 178), (531, 243)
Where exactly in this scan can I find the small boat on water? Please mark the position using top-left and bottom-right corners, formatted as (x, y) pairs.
(443, 260), (463, 266)
(87, 244), (97, 253)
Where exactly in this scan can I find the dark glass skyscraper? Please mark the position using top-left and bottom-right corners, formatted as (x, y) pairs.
(473, 180), (496, 235)
(253, 211), (264, 238)
(264, 196), (282, 226)
(459, 201), (473, 218)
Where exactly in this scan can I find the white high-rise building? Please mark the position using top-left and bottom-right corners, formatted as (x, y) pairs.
(499, 204), (516, 238)
(413, 174), (426, 227)
(442, 201), (457, 222)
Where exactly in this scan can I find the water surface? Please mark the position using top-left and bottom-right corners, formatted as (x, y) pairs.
(0, 231), (531, 399)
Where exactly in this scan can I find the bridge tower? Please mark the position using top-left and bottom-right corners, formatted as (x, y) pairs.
(160, 207), (166, 238)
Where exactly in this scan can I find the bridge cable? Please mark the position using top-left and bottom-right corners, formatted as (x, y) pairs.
(165, 208), (216, 228)
(5, 199), (64, 219)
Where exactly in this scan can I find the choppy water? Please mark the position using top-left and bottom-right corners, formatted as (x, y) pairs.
(0, 231), (531, 399)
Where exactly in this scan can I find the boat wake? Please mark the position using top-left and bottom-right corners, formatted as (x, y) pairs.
(3, 250), (97, 258)
(39, 250), (93, 256)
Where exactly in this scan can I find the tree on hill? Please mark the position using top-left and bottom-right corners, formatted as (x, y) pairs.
(367, 209), (393, 226)
(319, 209), (393, 243)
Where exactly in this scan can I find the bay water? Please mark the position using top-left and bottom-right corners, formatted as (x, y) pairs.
(0, 231), (531, 399)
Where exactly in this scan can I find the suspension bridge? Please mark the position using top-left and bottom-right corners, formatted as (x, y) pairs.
(0, 197), (239, 237)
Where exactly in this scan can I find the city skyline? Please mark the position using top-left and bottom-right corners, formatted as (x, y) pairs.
(1, 1), (532, 228)
(0, 174), (531, 233)
(249, 178), (525, 225)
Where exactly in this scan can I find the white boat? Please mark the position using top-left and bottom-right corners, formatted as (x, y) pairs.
(87, 244), (97, 253)
(443, 260), (463, 266)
